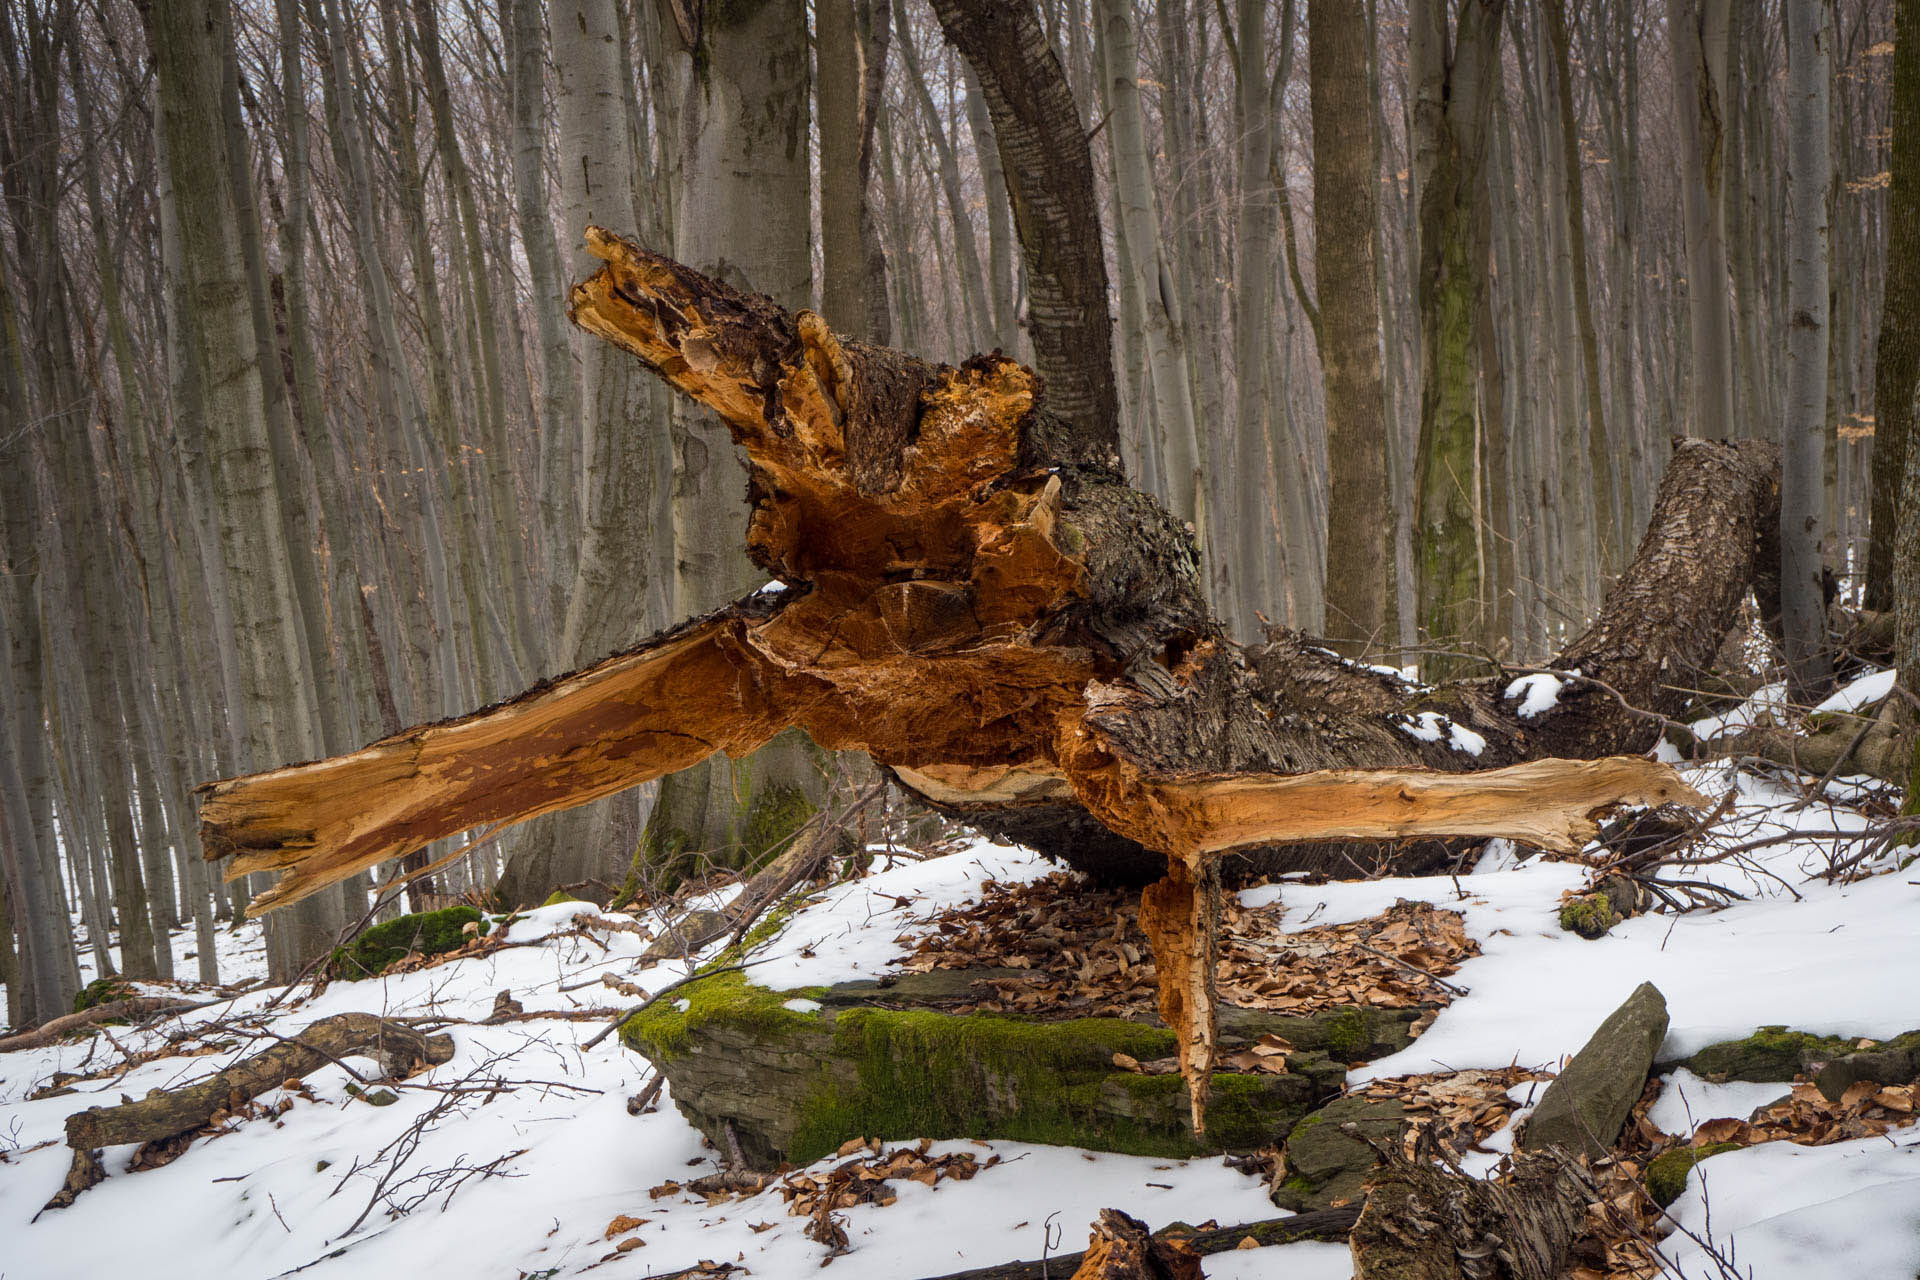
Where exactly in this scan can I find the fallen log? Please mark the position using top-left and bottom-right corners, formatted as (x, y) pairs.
(198, 237), (1758, 1135)
(0, 996), (207, 1054)
(62, 1012), (453, 1152)
(915, 1207), (1363, 1280)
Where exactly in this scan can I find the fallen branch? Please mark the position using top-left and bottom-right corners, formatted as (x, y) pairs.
(0, 997), (208, 1054)
(914, 1207), (1363, 1280)
(61, 1013), (454, 1153)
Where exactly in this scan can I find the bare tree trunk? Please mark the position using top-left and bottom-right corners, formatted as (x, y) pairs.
(506, 0), (580, 619)
(1543, 0), (1619, 580)
(1095, 0), (1205, 536)
(1225, 0), (1278, 642)
(1672, 0), (1735, 438)
(641, 0), (827, 884)
(1410, 0), (1505, 674)
(1869, 0), (1920, 612)
(142, 0), (338, 982)
(1310, 0), (1389, 654)
(1784, 0), (1835, 699)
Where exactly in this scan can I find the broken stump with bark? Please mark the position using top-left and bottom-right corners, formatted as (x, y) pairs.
(193, 234), (1796, 1134)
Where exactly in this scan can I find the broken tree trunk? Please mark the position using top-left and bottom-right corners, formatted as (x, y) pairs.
(1350, 1132), (1593, 1280)
(200, 236), (1768, 1132)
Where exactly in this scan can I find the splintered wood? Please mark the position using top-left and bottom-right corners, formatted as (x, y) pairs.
(197, 232), (1708, 1138)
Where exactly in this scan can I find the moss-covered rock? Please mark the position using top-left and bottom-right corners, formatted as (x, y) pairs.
(1521, 982), (1668, 1160)
(72, 977), (136, 1013)
(1683, 1026), (1860, 1082)
(541, 890), (587, 907)
(1812, 1030), (1920, 1101)
(328, 905), (488, 980)
(1558, 893), (1619, 939)
(621, 968), (1345, 1169)
(1272, 1094), (1411, 1211)
(1645, 1142), (1742, 1206)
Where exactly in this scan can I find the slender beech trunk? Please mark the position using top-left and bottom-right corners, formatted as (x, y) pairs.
(1310, 0), (1389, 653)
(1410, 0), (1505, 674)
(1783, 0), (1835, 698)
(1096, 0), (1205, 537)
(1672, 0), (1735, 438)
(1543, 0), (1618, 580)
(142, 0), (337, 981)
(1870, 0), (1920, 611)
(642, 0), (827, 884)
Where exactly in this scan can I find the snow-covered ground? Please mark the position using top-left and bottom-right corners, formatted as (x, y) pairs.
(3, 677), (1916, 1279)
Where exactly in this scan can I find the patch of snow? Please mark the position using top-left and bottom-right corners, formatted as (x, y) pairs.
(1205, 1240), (1354, 1279)
(1663, 1129), (1920, 1279)
(1394, 711), (1485, 756)
(781, 998), (821, 1013)
(1814, 667), (1897, 715)
(1648, 1069), (1790, 1136)
(1690, 681), (1787, 741)
(1503, 673), (1565, 719)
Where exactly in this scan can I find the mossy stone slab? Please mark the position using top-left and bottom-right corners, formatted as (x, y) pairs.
(1520, 981), (1668, 1160)
(621, 969), (1346, 1169)
(1272, 1094), (1411, 1211)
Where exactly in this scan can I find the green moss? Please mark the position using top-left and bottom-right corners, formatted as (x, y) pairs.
(621, 969), (828, 1061)
(1645, 1142), (1742, 1207)
(1322, 1009), (1372, 1060)
(327, 905), (488, 980)
(1686, 1026), (1858, 1082)
(541, 890), (586, 907)
(73, 977), (136, 1013)
(793, 1006), (1203, 1163)
(623, 970), (1323, 1165)
(1558, 893), (1618, 939)
(741, 782), (815, 868)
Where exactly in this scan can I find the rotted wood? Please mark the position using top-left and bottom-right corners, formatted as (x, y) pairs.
(1066, 1208), (1202, 1280)
(198, 236), (1736, 1134)
(61, 1013), (454, 1152)
(1349, 1130), (1592, 1280)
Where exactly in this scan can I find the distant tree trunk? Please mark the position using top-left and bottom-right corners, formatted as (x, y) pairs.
(1095, 0), (1205, 535)
(642, 0), (827, 884)
(1783, 0), (1834, 699)
(496, 0), (665, 904)
(1543, 0), (1618, 580)
(819, 0), (873, 337)
(1409, 0), (1505, 674)
(142, 0), (339, 982)
(1226, 0), (1279, 641)
(1310, 0), (1390, 654)
(1869, 0), (1920, 612)
(506, 0), (580, 619)
(1671, 0), (1735, 439)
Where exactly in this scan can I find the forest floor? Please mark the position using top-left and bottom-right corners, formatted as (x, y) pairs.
(2, 669), (1917, 1280)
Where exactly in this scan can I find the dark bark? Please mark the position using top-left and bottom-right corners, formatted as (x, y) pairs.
(927, 0), (1118, 453)
(1868, 0), (1920, 611)
(1351, 1134), (1590, 1280)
